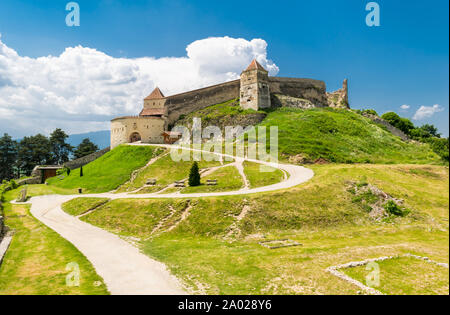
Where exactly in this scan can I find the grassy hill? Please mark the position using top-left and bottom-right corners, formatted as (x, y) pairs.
(74, 164), (449, 294)
(173, 103), (441, 164)
(260, 108), (441, 164)
(47, 145), (163, 193)
(174, 99), (266, 131)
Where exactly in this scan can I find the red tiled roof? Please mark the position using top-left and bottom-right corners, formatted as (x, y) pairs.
(144, 87), (165, 100)
(139, 108), (166, 116)
(162, 131), (182, 137)
(245, 59), (267, 72)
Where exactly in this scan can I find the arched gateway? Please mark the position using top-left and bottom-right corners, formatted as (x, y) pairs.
(129, 132), (141, 143)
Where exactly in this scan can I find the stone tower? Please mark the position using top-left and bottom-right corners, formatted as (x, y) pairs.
(240, 59), (271, 110)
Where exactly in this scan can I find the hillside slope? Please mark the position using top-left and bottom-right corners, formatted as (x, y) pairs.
(259, 108), (440, 164)
(47, 145), (163, 193)
(174, 99), (266, 131)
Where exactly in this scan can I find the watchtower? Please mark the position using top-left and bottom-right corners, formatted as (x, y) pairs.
(240, 59), (271, 110)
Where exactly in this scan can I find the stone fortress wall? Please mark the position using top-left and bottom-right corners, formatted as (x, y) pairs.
(110, 59), (349, 148)
(165, 80), (241, 125)
(164, 77), (338, 124)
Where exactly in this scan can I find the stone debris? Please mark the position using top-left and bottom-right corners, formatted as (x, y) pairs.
(326, 253), (449, 295)
(347, 181), (405, 220)
(259, 239), (302, 249)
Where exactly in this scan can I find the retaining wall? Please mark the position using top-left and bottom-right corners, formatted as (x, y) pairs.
(64, 147), (111, 170)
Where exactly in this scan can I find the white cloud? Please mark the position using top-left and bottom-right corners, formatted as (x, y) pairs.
(412, 104), (444, 120)
(400, 104), (410, 110)
(0, 35), (279, 138)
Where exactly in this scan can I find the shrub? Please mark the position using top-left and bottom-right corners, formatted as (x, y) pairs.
(188, 162), (201, 187)
(9, 179), (18, 190)
(384, 200), (409, 217)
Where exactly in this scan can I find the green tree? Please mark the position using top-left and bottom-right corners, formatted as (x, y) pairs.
(73, 138), (99, 159)
(50, 128), (73, 165)
(0, 133), (18, 181)
(381, 112), (415, 135)
(17, 134), (53, 176)
(188, 162), (201, 187)
(419, 124), (441, 138)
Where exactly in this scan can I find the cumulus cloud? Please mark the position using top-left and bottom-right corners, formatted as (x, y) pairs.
(0, 35), (278, 138)
(412, 104), (444, 120)
(400, 104), (410, 110)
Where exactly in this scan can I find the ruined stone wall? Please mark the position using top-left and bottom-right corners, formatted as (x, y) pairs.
(327, 79), (349, 109)
(165, 80), (241, 124)
(362, 113), (410, 141)
(268, 77), (328, 107)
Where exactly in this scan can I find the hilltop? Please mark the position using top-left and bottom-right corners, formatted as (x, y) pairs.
(173, 101), (441, 165)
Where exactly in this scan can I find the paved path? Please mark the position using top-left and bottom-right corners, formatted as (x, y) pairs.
(23, 144), (314, 295)
(27, 195), (185, 295)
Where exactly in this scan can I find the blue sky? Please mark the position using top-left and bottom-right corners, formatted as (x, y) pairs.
(0, 0), (448, 136)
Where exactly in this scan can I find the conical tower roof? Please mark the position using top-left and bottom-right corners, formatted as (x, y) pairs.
(144, 87), (165, 100)
(244, 59), (267, 72)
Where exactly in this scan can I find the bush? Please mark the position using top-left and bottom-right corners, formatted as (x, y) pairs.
(384, 200), (409, 217)
(9, 179), (18, 190)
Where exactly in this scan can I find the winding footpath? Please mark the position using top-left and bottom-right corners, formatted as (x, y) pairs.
(22, 144), (314, 295)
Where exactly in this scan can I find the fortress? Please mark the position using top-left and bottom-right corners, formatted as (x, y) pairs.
(111, 60), (349, 148)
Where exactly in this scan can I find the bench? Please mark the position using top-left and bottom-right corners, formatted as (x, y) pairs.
(206, 179), (218, 186)
(174, 180), (185, 188)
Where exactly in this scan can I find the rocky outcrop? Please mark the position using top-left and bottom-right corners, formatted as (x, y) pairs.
(64, 147), (110, 170)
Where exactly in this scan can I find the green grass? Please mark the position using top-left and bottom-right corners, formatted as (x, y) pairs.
(16, 184), (76, 197)
(81, 199), (189, 238)
(243, 161), (285, 188)
(118, 152), (226, 193)
(259, 108), (441, 164)
(47, 145), (163, 193)
(181, 165), (244, 193)
(176, 99), (266, 131)
(79, 164), (448, 294)
(62, 197), (110, 216)
(0, 189), (109, 295)
(343, 256), (449, 295)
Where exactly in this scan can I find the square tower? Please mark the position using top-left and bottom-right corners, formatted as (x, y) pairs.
(240, 59), (271, 110)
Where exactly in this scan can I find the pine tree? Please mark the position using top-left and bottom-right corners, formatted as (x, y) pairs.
(188, 162), (200, 187)
(80, 165), (83, 177)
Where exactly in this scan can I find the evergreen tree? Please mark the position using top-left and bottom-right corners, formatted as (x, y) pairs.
(80, 165), (83, 177)
(16, 134), (53, 176)
(0, 133), (18, 181)
(188, 162), (201, 187)
(73, 138), (99, 159)
(50, 128), (73, 165)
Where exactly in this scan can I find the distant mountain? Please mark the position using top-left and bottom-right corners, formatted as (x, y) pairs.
(68, 130), (110, 149)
